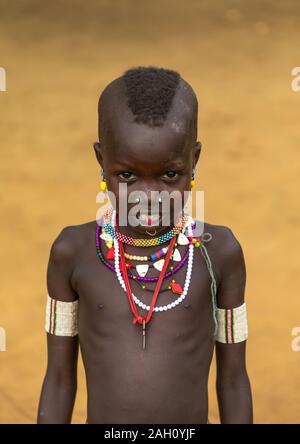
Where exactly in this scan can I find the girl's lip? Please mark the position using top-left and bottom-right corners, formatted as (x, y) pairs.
(139, 213), (162, 226)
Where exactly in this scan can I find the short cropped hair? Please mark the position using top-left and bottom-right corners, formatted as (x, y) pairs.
(122, 66), (181, 127)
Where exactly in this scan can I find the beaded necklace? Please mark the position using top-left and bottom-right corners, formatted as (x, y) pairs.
(114, 214), (195, 315)
(118, 235), (176, 349)
(95, 221), (190, 283)
(111, 208), (195, 350)
(96, 208), (196, 280)
(124, 246), (168, 262)
(101, 226), (186, 267)
(102, 208), (189, 247)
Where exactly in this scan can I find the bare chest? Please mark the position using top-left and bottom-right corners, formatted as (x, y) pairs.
(72, 240), (217, 353)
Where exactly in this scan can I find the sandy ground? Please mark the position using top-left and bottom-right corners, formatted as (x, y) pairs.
(0, 0), (300, 424)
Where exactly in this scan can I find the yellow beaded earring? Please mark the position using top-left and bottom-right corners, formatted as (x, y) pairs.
(100, 169), (107, 191)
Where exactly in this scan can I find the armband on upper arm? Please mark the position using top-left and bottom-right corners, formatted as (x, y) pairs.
(215, 302), (248, 343)
(45, 294), (78, 336)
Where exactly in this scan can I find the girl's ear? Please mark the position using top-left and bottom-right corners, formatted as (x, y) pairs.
(194, 141), (202, 166)
(93, 141), (104, 167)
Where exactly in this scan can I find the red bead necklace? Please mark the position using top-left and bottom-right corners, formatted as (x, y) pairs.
(118, 236), (176, 349)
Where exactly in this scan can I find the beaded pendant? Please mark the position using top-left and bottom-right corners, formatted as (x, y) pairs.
(106, 247), (115, 260)
(136, 264), (149, 277)
(170, 281), (183, 295)
(177, 233), (189, 245)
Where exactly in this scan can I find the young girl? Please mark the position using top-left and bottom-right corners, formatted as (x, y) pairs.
(37, 66), (253, 424)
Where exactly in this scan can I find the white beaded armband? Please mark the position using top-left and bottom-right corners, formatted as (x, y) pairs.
(215, 302), (248, 343)
(45, 294), (78, 336)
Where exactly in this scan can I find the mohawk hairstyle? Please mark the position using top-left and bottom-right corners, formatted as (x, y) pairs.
(122, 66), (181, 127)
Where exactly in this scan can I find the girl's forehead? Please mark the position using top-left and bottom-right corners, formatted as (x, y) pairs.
(105, 118), (191, 165)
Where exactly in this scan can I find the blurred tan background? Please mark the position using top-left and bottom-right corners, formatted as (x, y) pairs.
(0, 0), (300, 424)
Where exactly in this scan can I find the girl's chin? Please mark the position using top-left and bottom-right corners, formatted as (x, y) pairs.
(129, 217), (176, 237)
(130, 225), (167, 237)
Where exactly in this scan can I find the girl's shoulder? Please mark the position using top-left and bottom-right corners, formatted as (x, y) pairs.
(194, 220), (245, 286)
(50, 220), (98, 259)
(193, 220), (240, 244)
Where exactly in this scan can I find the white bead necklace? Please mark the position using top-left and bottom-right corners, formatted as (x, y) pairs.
(113, 210), (195, 313)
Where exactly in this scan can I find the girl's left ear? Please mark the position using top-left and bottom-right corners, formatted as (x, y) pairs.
(194, 141), (202, 165)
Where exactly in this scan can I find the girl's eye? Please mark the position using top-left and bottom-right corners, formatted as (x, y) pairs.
(118, 172), (135, 180)
(163, 171), (178, 179)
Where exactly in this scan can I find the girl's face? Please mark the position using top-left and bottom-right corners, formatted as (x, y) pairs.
(96, 117), (200, 236)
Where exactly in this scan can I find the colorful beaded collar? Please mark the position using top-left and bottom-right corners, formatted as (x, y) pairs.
(102, 208), (190, 247)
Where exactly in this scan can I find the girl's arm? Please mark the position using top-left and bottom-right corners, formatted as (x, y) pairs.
(37, 227), (79, 424)
(215, 228), (253, 424)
